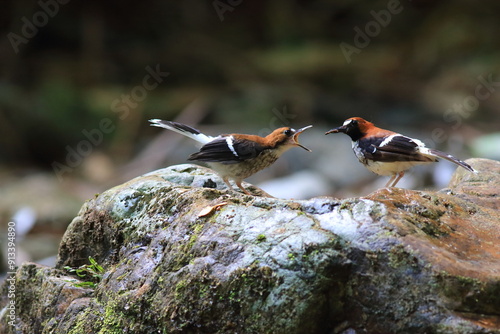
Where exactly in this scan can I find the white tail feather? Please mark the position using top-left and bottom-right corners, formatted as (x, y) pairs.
(149, 119), (213, 145)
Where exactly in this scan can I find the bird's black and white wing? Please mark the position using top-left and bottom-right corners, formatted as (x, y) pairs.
(188, 136), (267, 164)
(360, 134), (437, 163)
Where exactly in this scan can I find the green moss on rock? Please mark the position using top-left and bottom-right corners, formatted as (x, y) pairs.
(1, 161), (499, 334)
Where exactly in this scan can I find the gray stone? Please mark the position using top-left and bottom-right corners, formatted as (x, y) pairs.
(1, 159), (499, 333)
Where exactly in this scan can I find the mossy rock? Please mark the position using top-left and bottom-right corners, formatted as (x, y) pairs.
(1, 160), (499, 333)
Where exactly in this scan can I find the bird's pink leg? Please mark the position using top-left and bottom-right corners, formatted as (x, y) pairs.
(222, 176), (234, 192)
(390, 171), (405, 187)
(385, 174), (397, 188)
(235, 180), (253, 196)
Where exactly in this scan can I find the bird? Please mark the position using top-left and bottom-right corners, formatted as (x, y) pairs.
(150, 119), (312, 195)
(325, 117), (477, 188)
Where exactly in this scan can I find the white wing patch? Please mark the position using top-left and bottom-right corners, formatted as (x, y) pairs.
(225, 136), (239, 158)
(379, 134), (397, 147)
(380, 134), (428, 151)
(417, 146), (433, 156)
(408, 137), (431, 155)
(411, 138), (426, 148)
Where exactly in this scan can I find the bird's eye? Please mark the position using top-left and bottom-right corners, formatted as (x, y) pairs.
(284, 129), (293, 136)
(350, 119), (358, 125)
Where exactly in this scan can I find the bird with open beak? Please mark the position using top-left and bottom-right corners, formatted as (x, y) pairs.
(151, 120), (312, 195)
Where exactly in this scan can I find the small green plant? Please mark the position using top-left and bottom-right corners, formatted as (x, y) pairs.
(256, 234), (266, 243)
(64, 256), (105, 288)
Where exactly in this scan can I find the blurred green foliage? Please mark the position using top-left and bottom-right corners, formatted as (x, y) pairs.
(1, 0), (499, 168)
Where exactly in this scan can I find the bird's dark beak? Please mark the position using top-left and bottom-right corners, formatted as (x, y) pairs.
(293, 125), (312, 152)
(325, 126), (346, 135)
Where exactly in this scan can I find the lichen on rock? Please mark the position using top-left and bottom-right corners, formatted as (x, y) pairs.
(1, 159), (499, 333)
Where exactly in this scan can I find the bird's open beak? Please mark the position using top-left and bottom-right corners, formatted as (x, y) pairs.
(293, 125), (313, 152)
(325, 126), (346, 135)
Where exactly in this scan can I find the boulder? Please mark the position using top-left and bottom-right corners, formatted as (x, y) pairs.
(1, 158), (499, 333)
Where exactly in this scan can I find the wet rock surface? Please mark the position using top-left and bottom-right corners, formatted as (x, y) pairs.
(1, 158), (499, 333)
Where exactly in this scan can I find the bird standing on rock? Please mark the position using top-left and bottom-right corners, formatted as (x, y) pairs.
(325, 117), (477, 187)
(150, 119), (312, 195)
